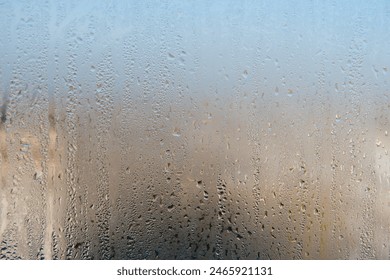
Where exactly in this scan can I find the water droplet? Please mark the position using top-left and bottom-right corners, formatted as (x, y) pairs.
(172, 127), (181, 137)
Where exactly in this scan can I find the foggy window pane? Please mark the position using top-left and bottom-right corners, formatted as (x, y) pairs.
(1, 0), (390, 259)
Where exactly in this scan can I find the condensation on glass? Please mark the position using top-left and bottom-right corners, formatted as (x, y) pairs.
(1, 0), (390, 259)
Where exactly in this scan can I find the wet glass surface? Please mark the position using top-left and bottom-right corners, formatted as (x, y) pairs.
(1, 0), (390, 259)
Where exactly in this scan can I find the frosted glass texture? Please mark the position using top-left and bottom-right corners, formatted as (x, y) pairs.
(1, 0), (390, 259)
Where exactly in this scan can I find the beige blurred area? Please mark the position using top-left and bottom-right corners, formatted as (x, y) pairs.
(1, 89), (390, 260)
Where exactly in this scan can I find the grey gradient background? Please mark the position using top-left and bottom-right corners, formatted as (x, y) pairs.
(1, 0), (390, 259)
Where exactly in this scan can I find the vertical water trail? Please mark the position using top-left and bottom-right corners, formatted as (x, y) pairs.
(0, 93), (8, 241)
